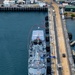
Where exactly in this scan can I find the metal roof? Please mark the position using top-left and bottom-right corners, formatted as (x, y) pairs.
(65, 5), (75, 9)
(58, 0), (65, 1)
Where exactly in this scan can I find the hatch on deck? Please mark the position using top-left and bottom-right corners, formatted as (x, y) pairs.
(32, 30), (44, 41)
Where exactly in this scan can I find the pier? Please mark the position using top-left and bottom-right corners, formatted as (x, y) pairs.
(0, 0), (48, 12)
(72, 50), (75, 73)
(0, 7), (48, 12)
(46, 0), (75, 75)
(48, 6), (58, 75)
(72, 50), (75, 56)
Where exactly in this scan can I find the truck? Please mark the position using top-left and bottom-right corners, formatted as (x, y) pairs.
(60, 8), (64, 15)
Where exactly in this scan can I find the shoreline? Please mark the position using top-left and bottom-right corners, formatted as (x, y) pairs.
(65, 16), (75, 19)
(64, 12), (75, 19)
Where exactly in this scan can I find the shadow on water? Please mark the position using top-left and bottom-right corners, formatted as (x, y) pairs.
(66, 19), (75, 50)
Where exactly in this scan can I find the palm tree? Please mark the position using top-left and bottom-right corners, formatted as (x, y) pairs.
(64, 12), (68, 16)
(71, 14), (75, 19)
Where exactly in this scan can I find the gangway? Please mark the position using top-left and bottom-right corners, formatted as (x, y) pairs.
(70, 41), (75, 46)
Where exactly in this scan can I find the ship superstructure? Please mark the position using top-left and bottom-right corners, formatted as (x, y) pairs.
(28, 30), (47, 75)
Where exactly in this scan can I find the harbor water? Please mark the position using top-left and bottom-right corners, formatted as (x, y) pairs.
(66, 19), (75, 50)
(0, 12), (47, 75)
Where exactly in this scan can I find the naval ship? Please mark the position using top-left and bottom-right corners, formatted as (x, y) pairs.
(28, 28), (47, 75)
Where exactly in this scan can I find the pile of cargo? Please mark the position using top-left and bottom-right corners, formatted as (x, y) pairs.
(3, 0), (15, 7)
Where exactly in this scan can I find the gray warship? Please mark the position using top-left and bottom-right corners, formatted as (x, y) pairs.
(28, 28), (47, 75)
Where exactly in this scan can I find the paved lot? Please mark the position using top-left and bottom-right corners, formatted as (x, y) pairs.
(0, 0), (3, 4)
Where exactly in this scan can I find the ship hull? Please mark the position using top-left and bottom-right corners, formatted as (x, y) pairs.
(28, 30), (47, 75)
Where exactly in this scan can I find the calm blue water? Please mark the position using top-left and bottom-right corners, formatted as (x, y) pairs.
(66, 19), (75, 50)
(0, 12), (47, 75)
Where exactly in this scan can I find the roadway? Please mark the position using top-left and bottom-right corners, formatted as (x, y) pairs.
(52, 10), (62, 75)
(48, 1), (63, 75)
(48, 5), (62, 75)
(60, 11), (75, 75)
(52, 2), (71, 75)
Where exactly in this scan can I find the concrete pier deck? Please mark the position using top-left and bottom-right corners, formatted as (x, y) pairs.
(48, 7), (57, 75)
(52, 2), (71, 75)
